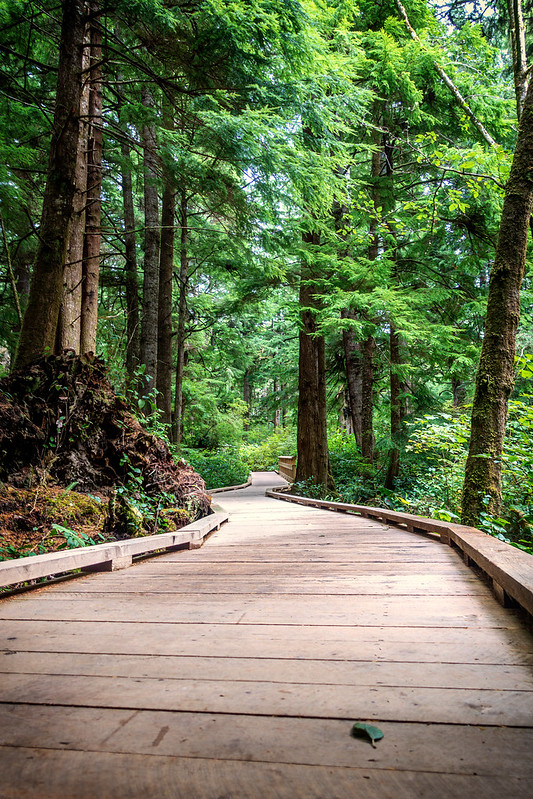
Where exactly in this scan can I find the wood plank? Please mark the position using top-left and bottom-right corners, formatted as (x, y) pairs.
(3, 620), (532, 663)
(1, 747), (529, 799)
(1, 706), (533, 778)
(2, 650), (532, 690)
(49, 573), (489, 596)
(2, 672), (533, 725)
(1, 472), (532, 799)
(0, 592), (523, 628)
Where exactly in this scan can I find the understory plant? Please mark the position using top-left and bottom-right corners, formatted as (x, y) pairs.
(182, 446), (249, 490)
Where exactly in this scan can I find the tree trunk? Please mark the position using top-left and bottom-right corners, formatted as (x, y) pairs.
(361, 335), (375, 464)
(508, 0), (529, 119)
(451, 375), (466, 407)
(295, 234), (333, 489)
(385, 324), (404, 489)
(156, 100), (175, 426)
(118, 91), (140, 390)
(172, 190), (188, 444)
(358, 134), (381, 467)
(243, 369), (252, 431)
(80, 0), (102, 355)
(59, 24), (90, 353)
(341, 310), (363, 449)
(461, 78), (533, 526)
(14, 0), (86, 371)
(139, 86), (160, 397)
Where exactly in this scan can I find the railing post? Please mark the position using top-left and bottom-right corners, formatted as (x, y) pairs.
(278, 455), (296, 483)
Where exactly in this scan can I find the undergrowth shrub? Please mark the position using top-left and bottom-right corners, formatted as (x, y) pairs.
(183, 446), (249, 490)
(241, 428), (296, 472)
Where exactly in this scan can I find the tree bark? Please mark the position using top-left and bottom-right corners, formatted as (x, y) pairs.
(156, 100), (175, 426)
(461, 78), (533, 526)
(59, 23), (90, 353)
(14, 0), (86, 370)
(508, 0), (529, 119)
(295, 233), (333, 488)
(139, 86), (160, 397)
(384, 323), (404, 489)
(361, 335), (375, 464)
(172, 189), (188, 444)
(451, 375), (466, 407)
(80, 0), (102, 355)
(118, 94), (141, 390)
(243, 369), (252, 431)
(341, 310), (363, 448)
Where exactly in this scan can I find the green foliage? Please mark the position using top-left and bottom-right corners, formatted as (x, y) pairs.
(241, 428), (296, 471)
(183, 446), (249, 490)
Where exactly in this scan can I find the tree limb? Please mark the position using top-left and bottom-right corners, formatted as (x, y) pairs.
(395, 0), (497, 147)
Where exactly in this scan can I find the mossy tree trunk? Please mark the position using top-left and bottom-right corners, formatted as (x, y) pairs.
(295, 232), (333, 489)
(172, 188), (189, 444)
(59, 23), (90, 353)
(80, 0), (102, 356)
(156, 98), (175, 427)
(14, 0), (86, 370)
(118, 82), (141, 393)
(461, 78), (533, 526)
(139, 86), (160, 397)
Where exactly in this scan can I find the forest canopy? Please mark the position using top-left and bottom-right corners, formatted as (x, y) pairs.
(0, 0), (532, 554)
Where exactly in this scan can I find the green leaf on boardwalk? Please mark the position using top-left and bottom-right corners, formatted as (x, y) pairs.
(351, 723), (384, 748)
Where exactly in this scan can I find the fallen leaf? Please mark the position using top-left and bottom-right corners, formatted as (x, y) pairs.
(351, 722), (384, 748)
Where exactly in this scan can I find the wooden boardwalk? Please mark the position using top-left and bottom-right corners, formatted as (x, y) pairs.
(1, 471), (533, 798)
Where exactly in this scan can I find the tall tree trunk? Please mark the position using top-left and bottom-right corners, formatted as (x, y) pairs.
(383, 131), (405, 489)
(139, 86), (160, 397)
(156, 101), (175, 426)
(172, 189), (188, 444)
(243, 369), (251, 431)
(118, 94), (140, 390)
(59, 24), (90, 353)
(451, 375), (466, 407)
(461, 79), (533, 526)
(14, 0), (86, 371)
(358, 132), (381, 466)
(295, 232), (333, 488)
(385, 324), (404, 489)
(341, 310), (363, 448)
(80, 0), (102, 355)
(273, 378), (281, 429)
(508, 0), (529, 119)
(361, 335), (375, 464)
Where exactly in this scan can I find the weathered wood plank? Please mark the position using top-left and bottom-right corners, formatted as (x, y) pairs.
(2, 672), (533, 725)
(3, 620), (532, 663)
(1, 747), (529, 799)
(1, 592), (524, 628)
(2, 650), (532, 690)
(49, 573), (489, 596)
(1, 472), (532, 799)
(1, 706), (533, 778)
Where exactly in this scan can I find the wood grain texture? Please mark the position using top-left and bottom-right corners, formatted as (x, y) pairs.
(0, 471), (532, 798)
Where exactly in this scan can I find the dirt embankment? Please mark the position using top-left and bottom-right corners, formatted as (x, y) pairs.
(0, 354), (210, 558)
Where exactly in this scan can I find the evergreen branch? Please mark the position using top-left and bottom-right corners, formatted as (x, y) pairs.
(395, 0), (497, 147)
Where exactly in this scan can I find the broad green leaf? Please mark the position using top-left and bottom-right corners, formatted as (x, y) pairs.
(351, 723), (384, 748)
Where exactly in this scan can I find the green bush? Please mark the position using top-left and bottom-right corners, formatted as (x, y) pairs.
(183, 446), (249, 490)
(241, 428), (296, 471)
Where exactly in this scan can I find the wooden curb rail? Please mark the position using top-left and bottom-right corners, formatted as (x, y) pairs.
(209, 476), (252, 494)
(266, 487), (533, 618)
(0, 509), (228, 589)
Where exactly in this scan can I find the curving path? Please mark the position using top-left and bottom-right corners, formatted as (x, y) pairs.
(1, 472), (532, 797)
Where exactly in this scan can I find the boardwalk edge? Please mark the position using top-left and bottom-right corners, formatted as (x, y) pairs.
(266, 487), (533, 618)
(0, 507), (228, 590)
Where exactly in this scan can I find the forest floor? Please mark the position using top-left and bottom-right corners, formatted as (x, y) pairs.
(0, 354), (210, 563)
